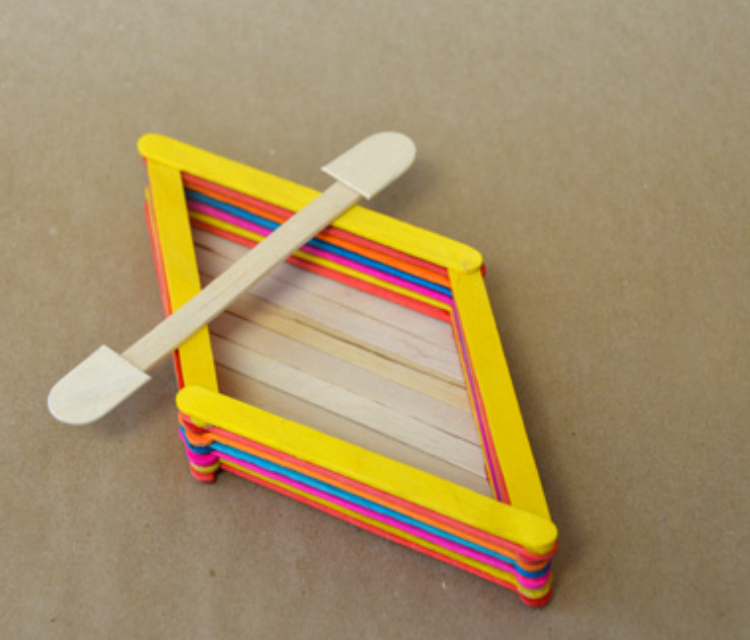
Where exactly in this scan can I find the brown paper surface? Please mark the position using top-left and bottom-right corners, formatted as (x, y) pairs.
(2, 1), (749, 638)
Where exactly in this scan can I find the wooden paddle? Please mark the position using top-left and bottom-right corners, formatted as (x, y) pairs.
(48, 132), (416, 425)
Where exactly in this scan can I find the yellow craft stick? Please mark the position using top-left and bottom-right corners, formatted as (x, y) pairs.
(146, 164), (218, 392)
(178, 386), (557, 556)
(139, 133), (483, 273)
(450, 270), (550, 518)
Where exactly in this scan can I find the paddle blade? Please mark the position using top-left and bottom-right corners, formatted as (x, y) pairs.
(48, 346), (151, 425)
(322, 132), (416, 199)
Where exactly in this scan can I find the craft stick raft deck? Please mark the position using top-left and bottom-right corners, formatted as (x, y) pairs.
(139, 134), (558, 605)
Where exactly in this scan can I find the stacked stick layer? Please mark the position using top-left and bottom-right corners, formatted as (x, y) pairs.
(141, 172), (556, 605)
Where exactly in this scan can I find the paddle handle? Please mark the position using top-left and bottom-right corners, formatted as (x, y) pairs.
(122, 181), (361, 371)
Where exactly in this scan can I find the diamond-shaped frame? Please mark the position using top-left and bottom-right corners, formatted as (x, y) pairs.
(139, 134), (558, 605)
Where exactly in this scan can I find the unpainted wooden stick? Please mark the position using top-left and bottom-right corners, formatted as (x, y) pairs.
(209, 312), (478, 441)
(210, 336), (487, 477)
(215, 365), (492, 497)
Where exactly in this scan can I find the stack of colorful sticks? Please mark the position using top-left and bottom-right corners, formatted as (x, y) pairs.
(140, 134), (558, 606)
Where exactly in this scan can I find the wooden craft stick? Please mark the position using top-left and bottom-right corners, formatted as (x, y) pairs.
(192, 227), (455, 347)
(48, 133), (416, 425)
(209, 312), (477, 441)
(215, 366), (492, 496)
(212, 287), (470, 409)
(194, 246), (465, 384)
(210, 336), (487, 477)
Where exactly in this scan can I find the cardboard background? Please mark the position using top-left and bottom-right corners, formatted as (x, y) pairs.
(2, 1), (748, 637)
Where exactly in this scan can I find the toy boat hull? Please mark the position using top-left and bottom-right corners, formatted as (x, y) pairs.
(140, 134), (558, 605)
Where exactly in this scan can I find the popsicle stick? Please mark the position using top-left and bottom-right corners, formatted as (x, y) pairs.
(450, 270), (551, 518)
(183, 405), (545, 563)
(210, 336), (486, 477)
(215, 366), (492, 496)
(187, 440), (546, 587)
(177, 385), (558, 557)
(194, 246), (465, 384)
(145, 163), (218, 391)
(193, 227), (455, 347)
(212, 288), (470, 409)
(210, 312), (477, 441)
